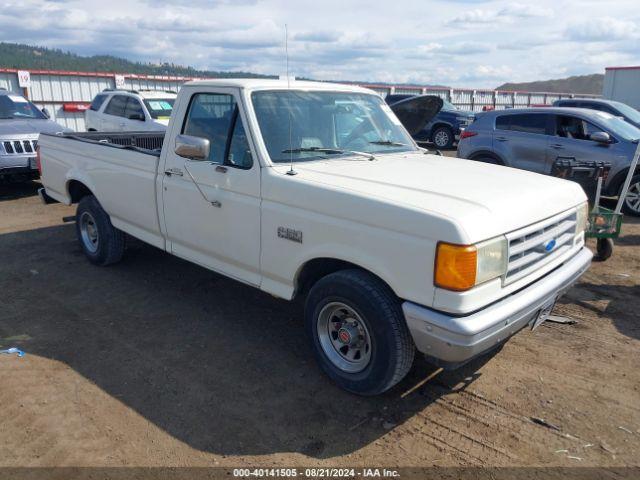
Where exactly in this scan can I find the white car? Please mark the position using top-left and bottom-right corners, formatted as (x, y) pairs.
(38, 79), (591, 395)
(85, 89), (176, 132)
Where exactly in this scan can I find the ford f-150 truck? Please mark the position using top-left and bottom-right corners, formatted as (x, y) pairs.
(38, 79), (592, 395)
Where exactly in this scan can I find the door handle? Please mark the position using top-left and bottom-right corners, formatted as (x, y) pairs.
(215, 165), (228, 173)
(495, 136), (508, 142)
(164, 168), (184, 177)
(550, 143), (564, 149)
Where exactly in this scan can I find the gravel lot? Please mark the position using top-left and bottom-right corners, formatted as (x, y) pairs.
(0, 176), (639, 472)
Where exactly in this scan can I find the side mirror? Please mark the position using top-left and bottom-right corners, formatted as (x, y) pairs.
(42, 108), (50, 118)
(175, 134), (210, 160)
(128, 113), (145, 121)
(591, 131), (611, 144)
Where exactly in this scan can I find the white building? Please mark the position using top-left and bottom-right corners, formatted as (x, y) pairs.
(603, 66), (640, 109)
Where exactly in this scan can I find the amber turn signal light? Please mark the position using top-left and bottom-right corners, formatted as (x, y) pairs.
(434, 242), (478, 291)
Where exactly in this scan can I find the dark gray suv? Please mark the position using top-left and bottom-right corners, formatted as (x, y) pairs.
(457, 107), (640, 215)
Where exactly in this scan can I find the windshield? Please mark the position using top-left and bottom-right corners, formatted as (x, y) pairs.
(595, 112), (640, 141)
(251, 90), (417, 163)
(441, 99), (459, 111)
(610, 101), (640, 124)
(0, 94), (46, 119)
(143, 98), (175, 119)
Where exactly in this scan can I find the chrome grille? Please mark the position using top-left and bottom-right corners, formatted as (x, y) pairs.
(504, 209), (577, 285)
(2, 139), (37, 156)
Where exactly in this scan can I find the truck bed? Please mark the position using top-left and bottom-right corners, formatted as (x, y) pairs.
(39, 130), (166, 250)
(52, 131), (165, 155)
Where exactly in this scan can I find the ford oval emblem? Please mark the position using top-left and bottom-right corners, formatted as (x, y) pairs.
(544, 239), (557, 252)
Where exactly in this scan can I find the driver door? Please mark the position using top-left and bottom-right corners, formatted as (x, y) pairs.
(160, 88), (261, 286)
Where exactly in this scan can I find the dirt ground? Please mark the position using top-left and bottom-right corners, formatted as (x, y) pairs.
(0, 178), (639, 472)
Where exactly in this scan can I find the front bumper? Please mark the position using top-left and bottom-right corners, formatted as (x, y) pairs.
(402, 247), (593, 369)
(0, 155), (37, 176)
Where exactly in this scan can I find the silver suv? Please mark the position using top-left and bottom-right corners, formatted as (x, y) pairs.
(0, 89), (70, 182)
(85, 89), (177, 132)
(457, 107), (640, 215)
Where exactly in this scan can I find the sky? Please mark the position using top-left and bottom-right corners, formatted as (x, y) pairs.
(1, 0), (639, 88)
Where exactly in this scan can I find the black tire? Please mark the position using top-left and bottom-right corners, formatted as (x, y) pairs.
(595, 238), (614, 262)
(621, 174), (640, 217)
(432, 126), (454, 149)
(75, 195), (125, 266)
(305, 269), (415, 396)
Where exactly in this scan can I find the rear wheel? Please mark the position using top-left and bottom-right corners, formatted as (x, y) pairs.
(432, 127), (454, 149)
(621, 174), (640, 217)
(76, 195), (126, 266)
(305, 269), (415, 396)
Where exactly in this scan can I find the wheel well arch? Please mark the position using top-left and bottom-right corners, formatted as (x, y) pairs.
(67, 179), (94, 203)
(468, 150), (505, 165)
(606, 166), (640, 197)
(293, 257), (395, 299)
(430, 123), (453, 137)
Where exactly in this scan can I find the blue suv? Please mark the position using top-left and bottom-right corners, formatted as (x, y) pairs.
(386, 94), (475, 149)
(553, 98), (640, 129)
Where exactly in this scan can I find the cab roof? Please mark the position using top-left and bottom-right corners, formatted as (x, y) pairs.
(183, 78), (377, 95)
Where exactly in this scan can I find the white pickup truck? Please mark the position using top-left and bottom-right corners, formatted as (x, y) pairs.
(38, 79), (592, 395)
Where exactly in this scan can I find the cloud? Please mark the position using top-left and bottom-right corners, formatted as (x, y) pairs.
(565, 17), (638, 42)
(293, 31), (341, 43)
(448, 2), (552, 25)
(1, 0), (640, 89)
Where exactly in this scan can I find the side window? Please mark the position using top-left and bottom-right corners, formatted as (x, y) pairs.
(495, 115), (511, 131)
(561, 101), (578, 107)
(226, 114), (253, 169)
(555, 115), (601, 141)
(89, 94), (108, 111)
(104, 95), (127, 117)
(509, 114), (548, 135)
(183, 93), (236, 164)
(125, 98), (145, 120)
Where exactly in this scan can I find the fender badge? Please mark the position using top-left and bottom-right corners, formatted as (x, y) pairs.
(278, 227), (303, 244)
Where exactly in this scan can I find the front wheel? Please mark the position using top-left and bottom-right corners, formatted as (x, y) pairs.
(432, 127), (454, 149)
(621, 174), (640, 217)
(305, 269), (415, 396)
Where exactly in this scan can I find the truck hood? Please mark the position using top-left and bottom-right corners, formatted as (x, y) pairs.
(0, 118), (70, 136)
(271, 152), (586, 243)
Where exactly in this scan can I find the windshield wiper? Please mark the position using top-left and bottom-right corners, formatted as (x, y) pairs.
(369, 140), (407, 147)
(282, 147), (375, 161)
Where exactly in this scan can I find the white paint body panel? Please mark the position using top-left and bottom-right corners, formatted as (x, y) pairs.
(39, 79), (588, 317)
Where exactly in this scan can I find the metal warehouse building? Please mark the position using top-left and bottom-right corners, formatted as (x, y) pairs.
(604, 66), (640, 110)
(0, 68), (595, 132)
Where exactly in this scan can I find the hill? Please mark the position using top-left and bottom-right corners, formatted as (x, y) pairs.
(0, 42), (273, 79)
(496, 74), (603, 95)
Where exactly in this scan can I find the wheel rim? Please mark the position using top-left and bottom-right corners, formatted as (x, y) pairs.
(434, 130), (450, 147)
(79, 211), (99, 253)
(624, 181), (640, 213)
(316, 302), (372, 373)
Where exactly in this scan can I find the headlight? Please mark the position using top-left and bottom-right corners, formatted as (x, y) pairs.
(434, 236), (508, 291)
(576, 202), (588, 234)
